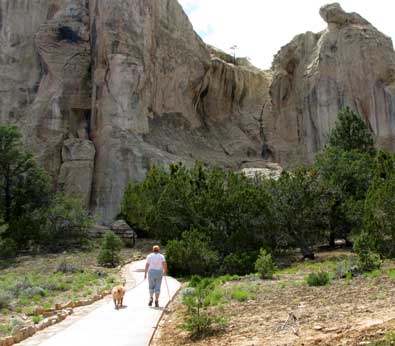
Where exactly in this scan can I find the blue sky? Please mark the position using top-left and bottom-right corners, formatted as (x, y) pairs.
(178, 0), (395, 69)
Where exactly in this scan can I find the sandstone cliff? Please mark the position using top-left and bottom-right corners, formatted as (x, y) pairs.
(0, 0), (271, 222)
(1, 1), (395, 223)
(266, 3), (395, 165)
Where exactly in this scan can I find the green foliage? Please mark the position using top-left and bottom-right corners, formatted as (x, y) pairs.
(0, 237), (17, 259)
(9, 317), (25, 334)
(383, 332), (395, 345)
(388, 268), (395, 280)
(166, 230), (219, 276)
(181, 280), (227, 339)
(353, 230), (382, 272)
(254, 248), (277, 279)
(121, 163), (274, 265)
(358, 252), (381, 273)
(315, 148), (375, 241)
(327, 107), (375, 153)
(315, 107), (376, 244)
(121, 166), (170, 237)
(362, 152), (395, 258)
(0, 221), (16, 259)
(0, 126), (52, 248)
(316, 148), (375, 201)
(220, 251), (257, 276)
(41, 194), (93, 251)
(0, 126), (94, 253)
(306, 271), (330, 287)
(32, 315), (42, 324)
(334, 259), (359, 279)
(97, 232), (123, 267)
(204, 288), (227, 306)
(230, 287), (251, 302)
(0, 290), (12, 309)
(268, 167), (331, 258)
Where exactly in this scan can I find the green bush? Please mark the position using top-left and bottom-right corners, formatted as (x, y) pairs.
(353, 231), (382, 272)
(306, 272), (330, 287)
(327, 107), (375, 153)
(166, 229), (219, 276)
(0, 238), (17, 259)
(254, 249), (277, 279)
(42, 194), (93, 251)
(181, 280), (227, 339)
(0, 126), (52, 248)
(97, 232), (123, 267)
(204, 288), (227, 306)
(268, 167), (332, 259)
(357, 252), (382, 273)
(335, 259), (359, 279)
(230, 287), (250, 302)
(121, 166), (170, 238)
(220, 251), (257, 275)
(315, 148), (375, 242)
(361, 152), (395, 258)
(121, 163), (274, 259)
(9, 317), (25, 334)
(0, 291), (12, 310)
(32, 315), (42, 325)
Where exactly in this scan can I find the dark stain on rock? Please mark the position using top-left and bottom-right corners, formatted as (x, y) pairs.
(57, 26), (82, 43)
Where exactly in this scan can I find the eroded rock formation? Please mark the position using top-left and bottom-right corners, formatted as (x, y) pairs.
(0, 0), (270, 222)
(1, 1), (395, 222)
(265, 2), (395, 165)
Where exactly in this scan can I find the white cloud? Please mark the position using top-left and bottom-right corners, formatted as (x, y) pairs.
(178, 0), (395, 69)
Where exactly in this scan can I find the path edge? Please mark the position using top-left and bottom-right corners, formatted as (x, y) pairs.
(0, 258), (141, 346)
(148, 281), (182, 346)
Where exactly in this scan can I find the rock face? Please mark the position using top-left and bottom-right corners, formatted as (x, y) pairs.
(266, 3), (395, 165)
(0, 0), (270, 223)
(1, 1), (395, 223)
(58, 138), (95, 207)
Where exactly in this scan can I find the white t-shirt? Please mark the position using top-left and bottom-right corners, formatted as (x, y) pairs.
(146, 253), (166, 270)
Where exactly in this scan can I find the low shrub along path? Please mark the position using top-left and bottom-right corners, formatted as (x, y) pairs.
(19, 260), (181, 346)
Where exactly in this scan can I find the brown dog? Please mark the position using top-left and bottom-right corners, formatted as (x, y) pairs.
(112, 285), (126, 310)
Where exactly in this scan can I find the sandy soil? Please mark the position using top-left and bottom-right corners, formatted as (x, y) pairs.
(152, 250), (395, 346)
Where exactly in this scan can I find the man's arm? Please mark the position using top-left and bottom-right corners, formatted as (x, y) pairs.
(144, 261), (149, 279)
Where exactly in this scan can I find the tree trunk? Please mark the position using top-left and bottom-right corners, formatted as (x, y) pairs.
(4, 173), (11, 223)
(301, 246), (315, 260)
(329, 232), (336, 248)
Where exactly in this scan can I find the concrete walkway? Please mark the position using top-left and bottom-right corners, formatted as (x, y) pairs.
(20, 260), (181, 346)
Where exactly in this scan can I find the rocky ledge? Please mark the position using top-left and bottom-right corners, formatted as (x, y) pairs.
(0, 1), (394, 222)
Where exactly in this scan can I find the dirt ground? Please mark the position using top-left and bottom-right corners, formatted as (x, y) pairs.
(152, 250), (395, 346)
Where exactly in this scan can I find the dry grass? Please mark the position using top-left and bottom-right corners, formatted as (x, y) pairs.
(152, 249), (395, 346)
(0, 239), (156, 337)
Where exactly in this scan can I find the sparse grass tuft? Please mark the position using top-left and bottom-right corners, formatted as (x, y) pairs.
(388, 268), (395, 280)
(204, 288), (227, 306)
(32, 315), (42, 325)
(230, 287), (254, 302)
(306, 271), (330, 287)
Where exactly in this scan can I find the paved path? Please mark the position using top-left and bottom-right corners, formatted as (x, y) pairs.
(20, 260), (181, 346)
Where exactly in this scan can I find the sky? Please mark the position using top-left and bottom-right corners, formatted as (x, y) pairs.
(178, 0), (395, 69)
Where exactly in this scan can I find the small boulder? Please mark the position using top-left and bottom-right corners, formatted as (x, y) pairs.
(110, 220), (137, 247)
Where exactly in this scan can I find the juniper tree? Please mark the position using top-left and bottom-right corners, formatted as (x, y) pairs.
(327, 107), (375, 153)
